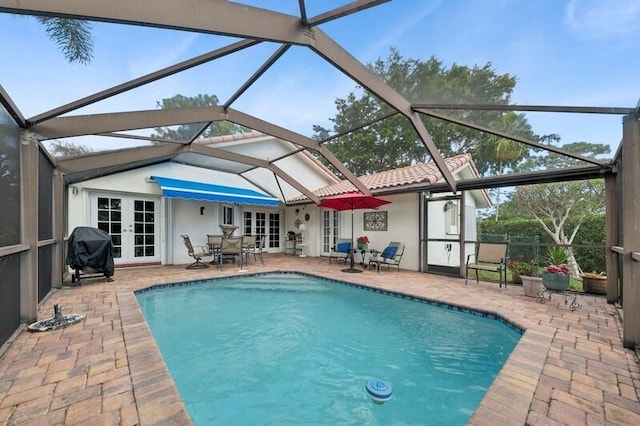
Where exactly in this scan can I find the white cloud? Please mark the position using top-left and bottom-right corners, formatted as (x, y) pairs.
(360, 2), (441, 62)
(126, 32), (200, 78)
(566, 0), (640, 40)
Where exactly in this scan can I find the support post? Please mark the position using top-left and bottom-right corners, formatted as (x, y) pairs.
(20, 131), (38, 323)
(621, 114), (640, 348)
(52, 170), (65, 288)
(605, 174), (618, 303)
(459, 192), (466, 278)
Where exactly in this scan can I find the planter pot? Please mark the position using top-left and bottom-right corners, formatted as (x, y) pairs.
(521, 275), (543, 297)
(357, 242), (368, 251)
(582, 276), (607, 295)
(512, 273), (522, 285)
(542, 272), (570, 291)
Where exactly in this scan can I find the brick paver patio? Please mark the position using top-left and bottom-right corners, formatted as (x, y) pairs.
(1, 254), (639, 425)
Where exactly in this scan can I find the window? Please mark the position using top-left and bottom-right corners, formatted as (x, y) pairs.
(222, 205), (234, 225)
(444, 200), (459, 235)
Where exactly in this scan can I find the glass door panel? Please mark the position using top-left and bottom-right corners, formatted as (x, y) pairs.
(133, 200), (155, 258)
(243, 210), (278, 251)
(268, 212), (279, 250)
(97, 196), (123, 259)
(93, 194), (159, 264)
(322, 210), (339, 255)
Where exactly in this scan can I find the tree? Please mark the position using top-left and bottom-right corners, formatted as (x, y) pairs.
(313, 49), (536, 176)
(150, 94), (249, 141)
(475, 113), (531, 220)
(47, 140), (93, 157)
(37, 17), (94, 64)
(510, 140), (610, 276)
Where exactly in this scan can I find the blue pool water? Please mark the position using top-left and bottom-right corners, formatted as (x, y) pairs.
(136, 273), (521, 425)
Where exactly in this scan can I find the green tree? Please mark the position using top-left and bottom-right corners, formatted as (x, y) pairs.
(476, 113), (531, 220)
(313, 49), (535, 176)
(150, 94), (248, 141)
(37, 17), (94, 64)
(510, 140), (610, 276)
(47, 140), (93, 157)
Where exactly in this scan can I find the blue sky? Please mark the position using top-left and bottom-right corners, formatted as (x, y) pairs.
(1, 0), (639, 152)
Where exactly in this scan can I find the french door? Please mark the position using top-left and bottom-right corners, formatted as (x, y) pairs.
(321, 210), (340, 255)
(243, 210), (281, 251)
(91, 193), (160, 264)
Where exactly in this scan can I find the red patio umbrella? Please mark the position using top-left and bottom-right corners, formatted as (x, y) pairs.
(319, 193), (391, 273)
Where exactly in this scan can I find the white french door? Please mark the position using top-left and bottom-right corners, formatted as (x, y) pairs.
(321, 209), (340, 255)
(91, 193), (160, 264)
(243, 210), (281, 251)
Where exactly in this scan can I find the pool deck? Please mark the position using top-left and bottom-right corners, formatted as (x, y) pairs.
(1, 254), (639, 425)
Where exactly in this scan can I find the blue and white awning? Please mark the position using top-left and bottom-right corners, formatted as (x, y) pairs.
(151, 176), (280, 206)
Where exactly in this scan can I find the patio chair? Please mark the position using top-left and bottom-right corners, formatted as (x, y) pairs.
(465, 242), (509, 288)
(329, 238), (352, 264)
(249, 235), (266, 265)
(218, 236), (244, 269)
(181, 235), (211, 269)
(368, 242), (405, 272)
(207, 234), (223, 263)
(242, 235), (257, 262)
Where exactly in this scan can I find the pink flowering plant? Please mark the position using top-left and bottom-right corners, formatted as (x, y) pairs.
(545, 246), (570, 275)
(357, 235), (370, 245)
(546, 264), (570, 275)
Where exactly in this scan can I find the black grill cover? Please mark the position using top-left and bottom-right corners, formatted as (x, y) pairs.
(66, 227), (115, 278)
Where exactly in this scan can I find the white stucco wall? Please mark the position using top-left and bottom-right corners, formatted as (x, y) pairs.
(66, 163), (287, 266)
(284, 193), (420, 270)
(284, 188), (482, 273)
(168, 198), (283, 265)
(66, 156), (484, 272)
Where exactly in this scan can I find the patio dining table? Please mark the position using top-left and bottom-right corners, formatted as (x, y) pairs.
(207, 235), (259, 265)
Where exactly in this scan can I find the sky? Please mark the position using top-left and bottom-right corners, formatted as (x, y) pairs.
(1, 0), (639, 153)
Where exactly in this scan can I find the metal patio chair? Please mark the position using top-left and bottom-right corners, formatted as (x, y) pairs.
(181, 235), (211, 269)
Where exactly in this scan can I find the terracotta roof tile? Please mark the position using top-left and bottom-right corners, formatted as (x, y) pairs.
(291, 153), (474, 201)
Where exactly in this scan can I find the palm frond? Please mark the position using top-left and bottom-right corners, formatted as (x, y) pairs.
(37, 17), (94, 64)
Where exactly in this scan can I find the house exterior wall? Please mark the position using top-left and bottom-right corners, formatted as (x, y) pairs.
(168, 198), (283, 265)
(66, 156), (484, 272)
(67, 162), (249, 234)
(66, 163), (287, 266)
(284, 193), (421, 270)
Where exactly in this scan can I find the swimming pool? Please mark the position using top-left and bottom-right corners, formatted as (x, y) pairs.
(136, 272), (521, 425)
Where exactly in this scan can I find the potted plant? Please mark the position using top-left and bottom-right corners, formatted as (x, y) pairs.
(508, 260), (534, 284)
(542, 247), (571, 291)
(356, 235), (370, 251)
(581, 271), (607, 295)
(513, 260), (544, 297)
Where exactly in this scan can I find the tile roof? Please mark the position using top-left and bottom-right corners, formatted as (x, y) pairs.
(290, 153), (475, 201)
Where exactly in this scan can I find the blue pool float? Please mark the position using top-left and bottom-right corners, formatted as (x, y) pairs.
(366, 379), (392, 404)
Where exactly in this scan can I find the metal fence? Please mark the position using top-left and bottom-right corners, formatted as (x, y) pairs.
(478, 233), (605, 272)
